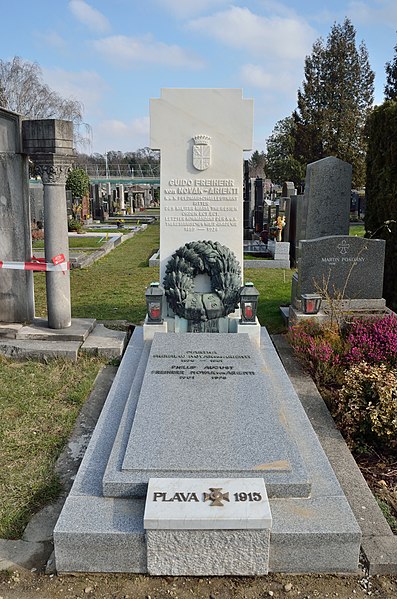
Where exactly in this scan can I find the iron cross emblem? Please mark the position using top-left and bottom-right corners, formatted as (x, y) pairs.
(203, 487), (230, 507)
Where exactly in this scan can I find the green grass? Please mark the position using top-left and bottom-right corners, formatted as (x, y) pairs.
(85, 227), (130, 234)
(32, 237), (108, 250)
(349, 224), (365, 237)
(245, 267), (293, 333)
(34, 222), (161, 324)
(376, 497), (397, 534)
(0, 355), (105, 538)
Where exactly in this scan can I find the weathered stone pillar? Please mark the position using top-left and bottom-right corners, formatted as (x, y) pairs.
(22, 120), (74, 329)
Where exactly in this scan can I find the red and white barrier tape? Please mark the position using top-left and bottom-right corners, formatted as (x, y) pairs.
(0, 254), (70, 272)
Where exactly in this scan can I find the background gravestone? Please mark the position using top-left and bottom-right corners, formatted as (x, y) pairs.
(150, 89), (253, 282)
(296, 156), (352, 259)
(0, 108), (34, 323)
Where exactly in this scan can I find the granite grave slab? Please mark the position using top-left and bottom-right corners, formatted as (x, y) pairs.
(103, 333), (310, 498)
(54, 327), (361, 574)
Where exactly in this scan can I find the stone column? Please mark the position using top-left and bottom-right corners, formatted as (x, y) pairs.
(22, 120), (74, 329)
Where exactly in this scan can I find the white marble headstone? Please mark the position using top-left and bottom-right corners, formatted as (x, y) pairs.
(150, 89), (253, 281)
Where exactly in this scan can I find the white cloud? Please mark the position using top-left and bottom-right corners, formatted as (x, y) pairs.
(93, 117), (150, 153)
(240, 63), (298, 93)
(347, 0), (397, 25)
(69, 0), (110, 33)
(188, 6), (315, 61)
(91, 35), (204, 69)
(35, 30), (67, 51)
(41, 67), (108, 114)
(240, 64), (274, 90)
(156, 0), (229, 18)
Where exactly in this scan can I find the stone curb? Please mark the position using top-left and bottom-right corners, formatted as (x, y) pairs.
(71, 229), (139, 269)
(272, 334), (397, 576)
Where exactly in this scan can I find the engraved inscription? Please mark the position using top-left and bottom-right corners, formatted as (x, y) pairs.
(151, 349), (254, 380)
(151, 488), (263, 506)
(163, 177), (239, 232)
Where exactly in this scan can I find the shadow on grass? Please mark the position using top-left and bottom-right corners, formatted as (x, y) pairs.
(1, 474), (62, 540)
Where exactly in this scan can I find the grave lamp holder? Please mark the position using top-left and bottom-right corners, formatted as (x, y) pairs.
(301, 293), (322, 315)
(240, 282), (259, 323)
(145, 282), (164, 323)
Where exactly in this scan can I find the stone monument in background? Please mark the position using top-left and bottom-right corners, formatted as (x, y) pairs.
(0, 108), (35, 323)
(0, 109), (74, 330)
(295, 156), (352, 255)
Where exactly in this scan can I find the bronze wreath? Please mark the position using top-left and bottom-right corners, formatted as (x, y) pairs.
(163, 240), (241, 321)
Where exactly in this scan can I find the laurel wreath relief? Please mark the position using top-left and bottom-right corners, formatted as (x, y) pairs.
(163, 240), (241, 322)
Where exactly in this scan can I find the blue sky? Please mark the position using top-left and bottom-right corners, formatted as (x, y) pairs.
(1, 0), (396, 155)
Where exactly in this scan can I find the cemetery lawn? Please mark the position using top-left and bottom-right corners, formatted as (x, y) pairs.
(0, 355), (106, 539)
(32, 237), (108, 250)
(349, 224), (365, 236)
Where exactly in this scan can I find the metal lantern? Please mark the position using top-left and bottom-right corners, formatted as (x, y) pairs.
(240, 282), (259, 323)
(301, 293), (322, 315)
(145, 282), (164, 323)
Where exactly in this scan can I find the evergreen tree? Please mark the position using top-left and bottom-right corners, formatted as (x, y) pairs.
(248, 150), (266, 177)
(293, 18), (374, 187)
(266, 116), (305, 185)
(66, 168), (90, 199)
(385, 36), (397, 100)
(365, 101), (397, 309)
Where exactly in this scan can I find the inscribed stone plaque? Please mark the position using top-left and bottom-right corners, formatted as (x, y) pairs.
(298, 236), (386, 299)
(104, 333), (310, 498)
(144, 478), (272, 530)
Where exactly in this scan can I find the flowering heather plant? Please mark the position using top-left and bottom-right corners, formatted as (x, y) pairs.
(288, 320), (344, 384)
(344, 314), (397, 366)
(288, 314), (397, 448)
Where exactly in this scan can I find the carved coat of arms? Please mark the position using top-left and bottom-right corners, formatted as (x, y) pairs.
(192, 134), (211, 171)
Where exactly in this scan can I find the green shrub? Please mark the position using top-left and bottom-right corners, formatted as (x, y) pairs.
(336, 362), (397, 449)
(68, 218), (83, 233)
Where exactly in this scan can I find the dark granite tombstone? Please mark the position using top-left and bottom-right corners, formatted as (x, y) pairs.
(295, 235), (386, 301)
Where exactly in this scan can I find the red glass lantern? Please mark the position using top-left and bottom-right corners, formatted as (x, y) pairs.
(240, 282), (259, 323)
(301, 293), (322, 315)
(145, 282), (164, 323)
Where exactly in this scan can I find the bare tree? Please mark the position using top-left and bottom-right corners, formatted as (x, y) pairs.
(0, 56), (90, 149)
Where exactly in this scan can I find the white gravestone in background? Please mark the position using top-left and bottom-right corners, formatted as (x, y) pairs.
(150, 89), (253, 282)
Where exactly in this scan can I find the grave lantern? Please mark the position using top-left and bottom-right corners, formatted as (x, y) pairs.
(301, 293), (322, 315)
(240, 282), (259, 323)
(145, 282), (164, 323)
